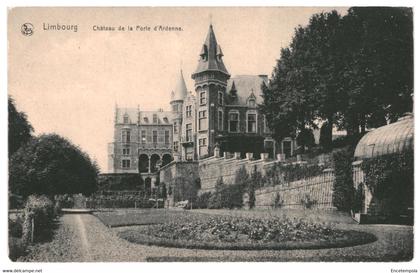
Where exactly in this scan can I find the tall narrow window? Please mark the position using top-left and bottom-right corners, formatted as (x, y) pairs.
(123, 115), (129, 124)
(153, 114), (158, 124)
(164, 130), (170, 144)
(198, 110), (207, 131)
(152, 130), (158, 144)
(173, 141), (179, 152)
(199, 91), (206, 105)
(186, 105), (192, 117)
(122, 159), (131, 168)
(186, 124), (192, 142)
(218, 110), (223, 131)
(122, 130), (131, 142)
(199, 138), (207, 156)
(229, 112), (239, 132)
(247, 113), (257, 133)
(174, 121), (178, 134)
(141, 130), (146, 144)
(218, 91), (223, 105)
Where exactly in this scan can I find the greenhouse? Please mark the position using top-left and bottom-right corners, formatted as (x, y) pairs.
(354, 113), (413, 160)
(352, 113), (414, 224)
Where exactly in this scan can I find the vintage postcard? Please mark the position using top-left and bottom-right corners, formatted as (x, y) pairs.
(5, 5), (415, 271)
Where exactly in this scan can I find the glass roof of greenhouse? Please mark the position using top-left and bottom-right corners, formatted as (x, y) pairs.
(354, 113), (413, 159)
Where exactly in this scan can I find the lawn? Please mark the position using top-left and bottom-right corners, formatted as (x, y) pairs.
(94, 209), (209, 227)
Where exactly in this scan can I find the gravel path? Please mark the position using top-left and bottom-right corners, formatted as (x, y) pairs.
(19, 213), (413, 262)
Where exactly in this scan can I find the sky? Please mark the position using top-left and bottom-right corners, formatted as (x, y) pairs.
(8, 7), (349, 172)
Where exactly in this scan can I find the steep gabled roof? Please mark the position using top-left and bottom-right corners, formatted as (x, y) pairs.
(226, 75), (268, 105)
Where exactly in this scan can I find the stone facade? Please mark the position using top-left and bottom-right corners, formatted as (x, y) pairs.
(108, 23), (297, 175)
(159, 161), (199, 207)
(198, 149), (335, 210)
(254, 170), (335, 209)
(108, 108), (173, 174)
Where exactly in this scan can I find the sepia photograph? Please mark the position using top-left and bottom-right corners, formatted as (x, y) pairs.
(4, 4), (415, 269)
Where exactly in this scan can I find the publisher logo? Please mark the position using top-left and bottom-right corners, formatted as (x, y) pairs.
(21, 23), (34, 36)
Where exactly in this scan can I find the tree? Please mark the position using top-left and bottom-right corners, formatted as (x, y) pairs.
(9, 134), (98, 197)
(261, 8), (413, 145)
(208, 177), (224, 209)
(247, 166), (262, 209)
(296, 128), (315, 151)
(160, 183), (167, 200)
(172, 176), (198, 203)
(319, 121), (333, 151)
(8, 96), (33, 156)
(340, 7), (413, 131)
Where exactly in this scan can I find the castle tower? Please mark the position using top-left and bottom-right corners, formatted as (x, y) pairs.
(191, 24), (230, 157)
(170, 69), (188, 160)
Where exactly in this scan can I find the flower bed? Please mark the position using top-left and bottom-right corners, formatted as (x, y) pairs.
(119, 216), (376, 250)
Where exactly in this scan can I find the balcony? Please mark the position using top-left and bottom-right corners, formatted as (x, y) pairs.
(180, 136), (194, 146)
(137, 142), (172, 150)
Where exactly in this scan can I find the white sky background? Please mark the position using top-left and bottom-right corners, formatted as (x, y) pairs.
(8, 7), (349, 172)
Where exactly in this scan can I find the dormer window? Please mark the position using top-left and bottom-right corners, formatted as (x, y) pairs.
(143, 117), (149, 123)
(163, 117), (169, 123)
(153, 114), (158, 124)
(200, 45), (208, 61)
(248, 98), (256, 107)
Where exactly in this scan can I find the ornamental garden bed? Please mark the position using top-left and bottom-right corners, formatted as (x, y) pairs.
(118, 216), (376, 250)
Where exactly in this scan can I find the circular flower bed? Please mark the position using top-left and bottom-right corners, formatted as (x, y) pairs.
(119, 216), (377, 250)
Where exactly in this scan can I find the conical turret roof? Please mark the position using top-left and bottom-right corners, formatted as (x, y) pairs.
(171, 69), (188, 101)
(192, 24), (230, 77)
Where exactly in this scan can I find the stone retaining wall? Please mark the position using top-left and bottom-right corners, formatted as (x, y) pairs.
(198, 152), (336, 210)
(255, 170), (335, 209)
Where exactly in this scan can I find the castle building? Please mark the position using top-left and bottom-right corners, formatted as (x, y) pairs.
(108, 24), (295, 174)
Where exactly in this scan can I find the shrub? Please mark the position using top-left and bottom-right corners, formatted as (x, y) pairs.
(297, 128), (315, 150)
(9, 217), (23, 238)
(172, 177), (199, 203)
(9, 237), (26, 261)
(208, 177), (224, 209)
(300, 193), (317, 209)
(55, 194), (74, 208)
(195, 192), (212, 209)
(247, 166), (261, 209)
(22, 195), (55, 243)
(264, 163), (324, 188)
(272, 192), (283, 209)
(332, 148), (355, 212)
(9, 134), (99, 198)
(223, 183), (245, 209)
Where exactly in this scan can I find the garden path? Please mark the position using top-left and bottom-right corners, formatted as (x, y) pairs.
(19, 212), (413, 262)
